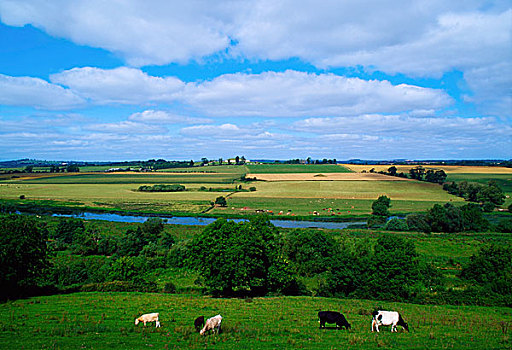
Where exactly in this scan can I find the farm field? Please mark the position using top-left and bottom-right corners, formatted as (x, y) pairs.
(0, 292), (510, 349)
(0, 170), (465, 216)
(343, 164), (512, 174)
(247, 163), (352, 173)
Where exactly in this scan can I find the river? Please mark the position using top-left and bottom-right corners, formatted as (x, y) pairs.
(52, 211), (366, 230)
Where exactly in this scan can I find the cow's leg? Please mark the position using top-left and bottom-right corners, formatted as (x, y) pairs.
(319, 321), (324, 329)
(156, 320), (161, 328)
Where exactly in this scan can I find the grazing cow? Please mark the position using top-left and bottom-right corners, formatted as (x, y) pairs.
(200, 314), (222, 335)
(318, 311), (351, 330)
(194, 316), (205, 332)
(371, 311), (409, 332)
(135, 312), (161, 328)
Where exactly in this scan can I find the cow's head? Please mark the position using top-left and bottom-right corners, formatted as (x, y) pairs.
(403, 322), (409, 332)
(134, 318), (140, 325)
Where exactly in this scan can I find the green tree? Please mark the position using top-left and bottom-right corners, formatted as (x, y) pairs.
(363, 235), (421, 300)
(53, 218), (85, 244)
(371, 195), (391, 216)
(24, 165), (33, 173)
(387, 166), (397, 176)
(460, 245), (512, 296)
(0, 214), (49, 298)
(282, 229), (340, 276)
(189, 218), (297, 296)
(215, 196), (227, 207)
(66, 164), (80, 172)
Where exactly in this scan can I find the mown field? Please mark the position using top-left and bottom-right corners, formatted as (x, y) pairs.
(1, 164), (510, 217)
(247, 163), (352, 173)
(0, 292), (510, 349)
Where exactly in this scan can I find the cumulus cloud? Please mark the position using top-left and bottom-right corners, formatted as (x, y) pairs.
(0, 74), (84, 109)
(50, 67), (184, 104)
(0, 0), (235, 66)
(128, 110), (212, 124)
(182, 70), (452, 117)
(1, 1), (509, 115)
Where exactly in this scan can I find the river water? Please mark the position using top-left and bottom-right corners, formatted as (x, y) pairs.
(52, 211), (366, 230)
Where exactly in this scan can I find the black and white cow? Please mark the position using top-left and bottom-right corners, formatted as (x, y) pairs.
(371, 310), (409, 332)
(318, 311), (351, 330)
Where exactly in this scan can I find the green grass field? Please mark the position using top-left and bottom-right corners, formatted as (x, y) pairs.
(247, 163), (352, 173)
(0, 292), (509, 349)
(0, 172), (465, 216)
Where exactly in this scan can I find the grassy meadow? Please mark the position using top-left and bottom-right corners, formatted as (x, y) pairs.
(0, 292), (510, 349)
(1, 164), (510, 216)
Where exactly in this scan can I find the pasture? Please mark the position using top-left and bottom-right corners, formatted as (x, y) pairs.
(0, 170), (465, 216)
(247, 163), (352, 173)
(0, 292), (510, 349)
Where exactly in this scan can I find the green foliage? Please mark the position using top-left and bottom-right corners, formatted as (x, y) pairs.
(496, 218), (512, 233)
(50, 255), (111, 288)
(367, 215), (386, 228)
(385, 218), (409, 231)
(320, 235), (423, 301)
(443, 180), (505, 210)
(425, 203), (488, 233)
(281, 229), (340, 276)
(138, 184), (186, 192)
(0, 214), (49, 298)
(460, 245), (512, 296)
(371, 195), (391, 216)
(189, 218), (297, 296)
(214, 196), (227, 207)
(53, 218), (85, 244)
(406, 213), (431, 233)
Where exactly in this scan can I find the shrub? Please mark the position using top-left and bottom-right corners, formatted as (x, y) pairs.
(384, 218), (409, 231)
(371, 195), (391, 216)
(281, 229), (340, 276)
(0, 214), (49, 298)
(406, 213), (430, 233)
(249, 187), (256, 192)
(460, 244), (512, 296)
(163, 281), (177, 293)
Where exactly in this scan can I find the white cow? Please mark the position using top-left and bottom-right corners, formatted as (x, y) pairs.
(200, 314), (222, 335)
(371, 310), (409, 332)
(135, 312), (161, 328)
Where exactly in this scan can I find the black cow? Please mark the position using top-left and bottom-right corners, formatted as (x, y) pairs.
(318, 311), (351, 330)
(194, 316), (205, 332)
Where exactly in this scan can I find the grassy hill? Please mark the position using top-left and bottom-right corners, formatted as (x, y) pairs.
(0, 292), (510, 349)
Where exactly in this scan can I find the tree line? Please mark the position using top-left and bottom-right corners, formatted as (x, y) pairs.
(1, 213), (510, 307)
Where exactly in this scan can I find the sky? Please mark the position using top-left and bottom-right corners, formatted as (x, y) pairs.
(0, 0), (511, 161)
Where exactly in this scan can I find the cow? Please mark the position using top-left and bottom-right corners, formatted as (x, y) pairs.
(200, 314), (222, 335)
(318, 311), (351, 330)
(194, 315), (205, 332)
(134, 312), (161, 328)
(371, 310), (409, 332)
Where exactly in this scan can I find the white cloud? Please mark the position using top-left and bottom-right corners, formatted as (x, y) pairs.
(128, 110), (212, 124)
(183, 70), (452, 117)
(291, 114), (512, 143)
(0, 0), (235, 66)
(1, 1), (509, 116)
(83, 121), (166, 134)
(50, 67), (184, 104)
(0, 74), (84, 109)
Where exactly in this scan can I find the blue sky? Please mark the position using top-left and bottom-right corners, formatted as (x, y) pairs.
(0, 1), (511, 161)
